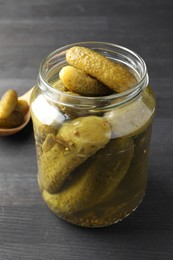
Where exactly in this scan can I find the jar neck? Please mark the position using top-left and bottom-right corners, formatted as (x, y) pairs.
(37, 42), (149, 112)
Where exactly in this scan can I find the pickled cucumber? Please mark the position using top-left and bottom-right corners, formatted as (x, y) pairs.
(15, 99), (29, 116)
(59, 65), (112, 96)
(51, 79), (79, 96)
(0, 111), (24, 128)
(66, 46), (137, 93)
(42, 138), (134, 215)
(39, 116), (111, 193)
(50, 78), (82, 118)
(0, 89), (18, 119)
(85, 129), (152, 215)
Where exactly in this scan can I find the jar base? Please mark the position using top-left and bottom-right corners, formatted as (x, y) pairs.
(51, 191), (145, 228)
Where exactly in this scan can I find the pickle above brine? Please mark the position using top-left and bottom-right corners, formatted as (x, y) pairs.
(59, 65), (112, 96)
(66, 46), (137, 93)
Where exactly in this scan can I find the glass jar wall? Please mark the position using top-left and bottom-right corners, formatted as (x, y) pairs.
(30, 42), (156, 227)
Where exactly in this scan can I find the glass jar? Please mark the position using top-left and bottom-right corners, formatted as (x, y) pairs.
(30, 42), (156, 228)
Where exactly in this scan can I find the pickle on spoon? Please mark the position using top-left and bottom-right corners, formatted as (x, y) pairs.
(42, 138), (134, 215)
(0, 111), (24, 128)
(59, 65), (112, 96)
(0, 89), (18, 119)
(39, 116), (111, 194)
(66, 46), (137, 93)
(15, 99), (29, 116)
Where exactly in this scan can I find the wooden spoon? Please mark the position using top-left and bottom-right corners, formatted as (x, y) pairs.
(0, 87), (34, 136)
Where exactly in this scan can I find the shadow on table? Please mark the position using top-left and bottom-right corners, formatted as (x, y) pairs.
(0, 119), (34, 144)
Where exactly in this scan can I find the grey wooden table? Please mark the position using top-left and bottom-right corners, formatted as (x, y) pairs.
(0, 0), (173, 259)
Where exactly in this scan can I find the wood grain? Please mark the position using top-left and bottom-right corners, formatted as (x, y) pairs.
(0, 0), (173, 259)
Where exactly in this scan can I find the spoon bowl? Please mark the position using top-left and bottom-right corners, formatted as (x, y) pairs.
(0, 87), (34, 136)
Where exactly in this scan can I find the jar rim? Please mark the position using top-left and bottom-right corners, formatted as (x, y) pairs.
(38, 41), (149, 107)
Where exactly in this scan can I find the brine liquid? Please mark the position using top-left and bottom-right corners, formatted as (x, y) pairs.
(35, 119), (152, 227)
(55, 126), (152, 227)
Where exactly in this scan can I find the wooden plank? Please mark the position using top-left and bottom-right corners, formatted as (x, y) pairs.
(0, 0), (173, 259)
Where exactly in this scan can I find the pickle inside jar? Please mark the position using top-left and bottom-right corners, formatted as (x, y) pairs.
(42, 137), (134, 215)
(38, 115), (111, 194)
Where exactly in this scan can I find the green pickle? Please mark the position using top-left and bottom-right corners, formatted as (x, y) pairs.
(66, 46), (137, 93)
(30, 44), (156, 227)
(59, 65), (112, 96)
(0, 111), (24, 128)
(0, 89), (29, 129)
(39, 116), (111, 193)
(0, 89), (18, 119)
(42, 138), (134, 215)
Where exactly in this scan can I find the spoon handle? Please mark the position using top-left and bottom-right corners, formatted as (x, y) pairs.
(19, 86), (35, 103)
